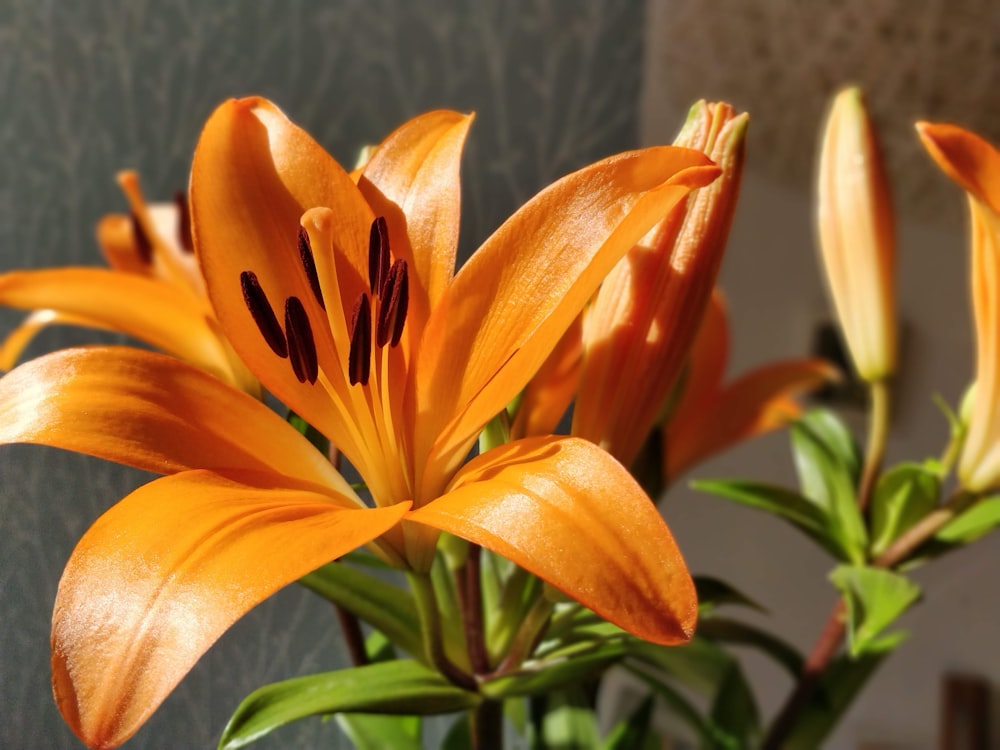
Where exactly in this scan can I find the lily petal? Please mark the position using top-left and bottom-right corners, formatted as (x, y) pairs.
(0, 347), (345, 491)
(415, 148), (719, 493)
(191, 97), (373, 439)
(0, 268), (240, 383)
(509, 315), (583, 440)
(408, 436), (696, 645)
(359, 110), (473, 327)
(916, 122), (1000, 213)
(53, 470), (409, 749)
(919, 123), (1000, 491)
(665, 358), (839, 480)
(0, 309), (110, 370)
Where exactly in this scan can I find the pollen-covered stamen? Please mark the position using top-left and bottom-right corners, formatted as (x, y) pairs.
(297, 227), (326, 310)
(368, 216), (390, 296)
(173, 190), (194, 253)
(348, 293), (373, 386)
(240, 270), (288, 358)
(285, 296), (319, 385)
(376, 259), (409, 348)
(130, 212), (153, 264)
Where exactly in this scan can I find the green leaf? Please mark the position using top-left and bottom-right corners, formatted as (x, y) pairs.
(626, 636), (731, 696)
(936, 496), (1000, 543)
(298, 562), (423, 659)
(790, 413), (867, 562)
(286, 410), (330, 456)
(692, 479), (845, 559)
(530, 688), (602, 750)
(696, 618), (804, 680)
(441, 713), (473, 750)
(829, 565), (921, 657)
(482, 641), (627, 699)
(695, 576), (766, 614)
(626, 662), (736, 749)
(870, 462), (940, 555)
(603, 696), (658, 750)
(710, 661), (760, 747)
(219, 661), (479, 749)
(335, 714), (422, 750)
(781, 651), (889, 749)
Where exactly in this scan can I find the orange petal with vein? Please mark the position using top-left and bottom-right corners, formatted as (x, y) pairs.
(0, 347), (345, 490)
(408, 436), (696, 645)
(53, 470), (409, 748)
(415, 148), (719, 492)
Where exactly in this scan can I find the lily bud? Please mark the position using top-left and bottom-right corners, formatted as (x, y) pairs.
(917, 122), (1000, 493)
(816, 87), (896, 383)
(571, 101), (748, 466)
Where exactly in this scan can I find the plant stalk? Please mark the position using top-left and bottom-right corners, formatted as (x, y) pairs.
(407, 571), (476, 690)
(471, 698), (503, 750)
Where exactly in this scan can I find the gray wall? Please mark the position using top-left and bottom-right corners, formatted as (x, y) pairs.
(0, 2), (644, 747)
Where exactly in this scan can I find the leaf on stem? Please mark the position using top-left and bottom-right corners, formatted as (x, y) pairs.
(829, 565), (921, 657)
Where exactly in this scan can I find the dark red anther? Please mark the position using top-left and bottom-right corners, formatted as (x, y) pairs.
(376, 259), (409, 348)
(130, 212), (153, 264)
(240, 270), (288, 358)
(285, 296), (319, 385)
(368, 216), (389, 296)
(348, 293), (372, 386)
(173, 191), (194, 253)
(297, 227), (326, 310)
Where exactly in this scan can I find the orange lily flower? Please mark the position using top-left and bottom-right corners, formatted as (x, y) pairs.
(917, 122), (1000, 493)
(816, 86), (896, 383)
(0, 172), (258, 394)
(0, 99), (719, 747)
(662, 291), (839, 482)
(569, 101), (748, 466)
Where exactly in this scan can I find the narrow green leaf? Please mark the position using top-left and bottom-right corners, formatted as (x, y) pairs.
(710, 661), (760, 747)
(626, 662), (736, 749)
(696, 618), (804, 680)
(829, 565), (921, 657)
(299, 562), (423, 659)
(695, 576), (766, 614)
(603, 695), (658, 750)
(692, 479), (845, 559)
(936, 496), (1000, 543)
(626, 636), (731, 697)
(441, 713), (473, 750)
(790, 414), (867, 562)
(782, 651), (888, 749)
(335, 714), (422, 750)
(219, 661), (479, 749)
(482, 641), (626, 699)
(870, 463), (940, 555)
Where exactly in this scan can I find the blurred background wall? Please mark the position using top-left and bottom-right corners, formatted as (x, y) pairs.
(1, 0), (998, 748)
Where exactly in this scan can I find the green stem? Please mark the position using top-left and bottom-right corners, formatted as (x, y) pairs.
(407, 571), (476, 690)
(765, 488), (977, 748)
(462, 544), (490, 674)
(494, 593), (554, 675)
(858, 379), (891, 513)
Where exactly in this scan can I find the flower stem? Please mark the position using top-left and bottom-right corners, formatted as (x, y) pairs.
(471, 699), (503, 750)
(858, 379), (891, 513)
(333, 603), (369, 667)
(460, 544), (491, 674)
(407, 571), (476, 690)
(494, 593), (553, 675)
